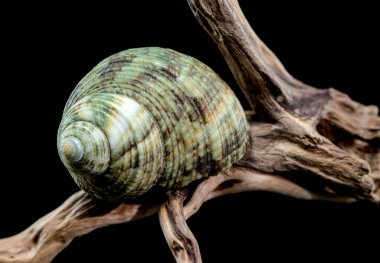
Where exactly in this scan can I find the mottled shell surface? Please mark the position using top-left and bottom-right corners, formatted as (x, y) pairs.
(58, 47), (250, 201)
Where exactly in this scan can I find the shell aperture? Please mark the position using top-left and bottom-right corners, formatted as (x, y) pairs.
(58, 47), (250, 201)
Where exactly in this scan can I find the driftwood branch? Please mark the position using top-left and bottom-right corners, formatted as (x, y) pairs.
(1, 0), (379, 262)
(187, 0), (380, 202)
(0, 191), (159, 263)
(159, 189), (202, 263)
(0, 168), (333, 263)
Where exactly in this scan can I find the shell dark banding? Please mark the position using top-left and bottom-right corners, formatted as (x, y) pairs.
(58, 47), (251, 201)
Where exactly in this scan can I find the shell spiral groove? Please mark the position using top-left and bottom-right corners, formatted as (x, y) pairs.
(57, 47), (250, 201)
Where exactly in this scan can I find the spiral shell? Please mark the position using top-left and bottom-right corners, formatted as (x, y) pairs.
(58, 47), (250, 201)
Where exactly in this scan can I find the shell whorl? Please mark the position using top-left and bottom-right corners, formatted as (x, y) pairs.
(58, 47), (250, 201)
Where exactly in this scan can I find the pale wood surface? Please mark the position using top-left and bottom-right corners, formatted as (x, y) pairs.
(1, 1), (379, 262)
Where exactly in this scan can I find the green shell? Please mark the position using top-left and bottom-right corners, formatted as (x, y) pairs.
(57, 47), (250, 201)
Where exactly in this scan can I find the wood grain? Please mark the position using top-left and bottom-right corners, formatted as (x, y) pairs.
(0, 1), (379, 262)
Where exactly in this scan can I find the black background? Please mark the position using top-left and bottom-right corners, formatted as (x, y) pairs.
(1, 1), (379, 262)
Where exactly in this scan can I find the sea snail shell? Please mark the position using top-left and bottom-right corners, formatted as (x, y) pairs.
(57, 47), (250, 201)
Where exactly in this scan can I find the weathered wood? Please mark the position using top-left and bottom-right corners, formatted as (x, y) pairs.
(187, 0), (380, 201)
(159, 189), (202, 263)
(0, 167), (336, 263)
(0, 0), (379, 262)
(0, 192), (159, 263)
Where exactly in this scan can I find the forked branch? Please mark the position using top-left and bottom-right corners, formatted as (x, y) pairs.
(0, 0), (379, 262)
(0, 167), (327, 263)
(188, 0), (380, 201)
